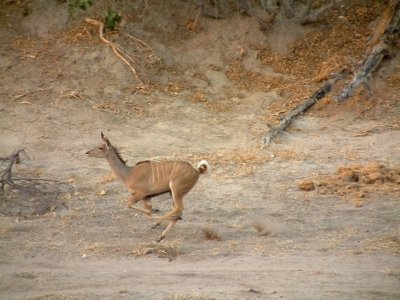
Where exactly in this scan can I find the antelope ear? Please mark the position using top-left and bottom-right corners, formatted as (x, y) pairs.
(100, 131), (111, 146)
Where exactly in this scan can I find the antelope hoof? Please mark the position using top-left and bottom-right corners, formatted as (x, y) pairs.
(151, 223), (160, 230)
(157, 235), (165, 242)
(152, 208), (160, 213)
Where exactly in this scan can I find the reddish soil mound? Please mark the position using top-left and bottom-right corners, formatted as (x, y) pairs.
(299, 162), (400, 206)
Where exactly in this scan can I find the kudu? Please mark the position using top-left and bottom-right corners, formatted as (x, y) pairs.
(86, 132), (209, 241)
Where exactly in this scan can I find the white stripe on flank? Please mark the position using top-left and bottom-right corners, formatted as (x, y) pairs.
(156, 164), (160, 182)
(170, 162), (176, 180)
(151, 163), (155, 184)
(159, 163), (163, 178)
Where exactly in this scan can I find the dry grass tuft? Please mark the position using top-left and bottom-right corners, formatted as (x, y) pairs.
(129, 242), (181, 258)
(172, 146), (303, 178)
(180, 148), (303, 178)
(298, 180), (315, 191)
(95, 172), (116, 184)
(202, 227), (222, 241)
(181, 147), (270, 178)
(84, 241), (181, 258)
(363, 235), (400, 254)
(84, 242), (120, 255)
(189, 91), (231, 113)
(273, 149), (302, 160)
(60, 24), (99, 44)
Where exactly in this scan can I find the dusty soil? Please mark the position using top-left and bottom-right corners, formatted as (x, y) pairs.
(1, 1), (399, 299)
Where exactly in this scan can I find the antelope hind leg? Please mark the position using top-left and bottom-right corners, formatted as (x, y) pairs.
(153, 186), (184, 226)
(152, 184), (184, 240)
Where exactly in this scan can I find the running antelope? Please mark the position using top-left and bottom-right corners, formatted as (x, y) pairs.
(86, 132), (210, 241)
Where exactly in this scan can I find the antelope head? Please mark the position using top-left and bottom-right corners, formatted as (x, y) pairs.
(85, 132), (112, 158)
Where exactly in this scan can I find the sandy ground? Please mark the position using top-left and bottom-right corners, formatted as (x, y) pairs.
(1, 1), (399, 299)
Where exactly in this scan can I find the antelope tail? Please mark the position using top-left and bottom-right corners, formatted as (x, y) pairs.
(197, 160), (210, 174)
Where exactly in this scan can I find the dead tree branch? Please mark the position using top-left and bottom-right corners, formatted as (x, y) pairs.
(0, 149), (68, 216)
(300, 0), (334, 25)
(334, 43), (387, 102)
(192, 0), (230, 18)
(262, 72), (346, 147)
(0, 149), (27, 190)
(335, 0), (400, 102)
(1, 149), (64, 198)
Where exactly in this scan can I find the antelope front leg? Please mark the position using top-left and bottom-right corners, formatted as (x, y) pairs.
(127, 193), (152, 216)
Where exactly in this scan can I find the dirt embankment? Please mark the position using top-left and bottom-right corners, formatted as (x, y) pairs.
(1, 1), (399, 299)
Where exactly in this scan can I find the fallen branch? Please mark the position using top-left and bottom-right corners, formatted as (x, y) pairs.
(262, 72), (346, 147)
(85, 18), (145, 89)
(193, 0), (229, 18)
(300, 0), (334, 25)
(335, 42), (388, 102)
(335, 0), (400, 102)
(0, 149), (26, 190)
(1, 149), (64, 196)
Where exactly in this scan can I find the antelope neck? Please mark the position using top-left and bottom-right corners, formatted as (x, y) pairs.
(105, 149), (132, 181)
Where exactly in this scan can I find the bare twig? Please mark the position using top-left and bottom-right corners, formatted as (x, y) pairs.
(9, 88), (51, 102)
(123, 33), (157, 58)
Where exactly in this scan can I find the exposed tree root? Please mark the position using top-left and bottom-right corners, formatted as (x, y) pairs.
(85, 18), (146, 89)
